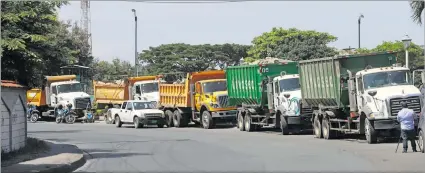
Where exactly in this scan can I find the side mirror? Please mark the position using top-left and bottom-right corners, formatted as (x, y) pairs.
(368, 90), (377, 97)
(283, 93), (291, 98)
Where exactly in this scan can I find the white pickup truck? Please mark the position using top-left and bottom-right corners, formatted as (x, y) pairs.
(109, 100), (166, 128)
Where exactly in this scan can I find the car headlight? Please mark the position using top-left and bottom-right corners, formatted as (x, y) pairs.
(370, 112), (384, 118)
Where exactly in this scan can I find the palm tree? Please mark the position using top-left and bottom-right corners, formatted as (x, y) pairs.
(410, 1), (424, 24)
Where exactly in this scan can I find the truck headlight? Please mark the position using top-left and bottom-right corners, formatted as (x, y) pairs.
(370, 112), (384, 118)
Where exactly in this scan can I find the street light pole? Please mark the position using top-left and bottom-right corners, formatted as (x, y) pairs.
(402, 35), (412, 69)
(358, 14), (364, 49)
(132, 9), (138, 77)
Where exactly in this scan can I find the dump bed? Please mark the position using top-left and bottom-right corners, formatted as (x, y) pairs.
(93, 80), (128, 105)
(299, 52), (397, 108)
(159, 70), (225, 108)
(27, 89), (45, 106)
(226, 62), (298, 107)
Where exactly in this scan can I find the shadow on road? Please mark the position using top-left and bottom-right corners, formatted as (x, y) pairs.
(28, 130), (84, 134)
(82, 148), (153, 160)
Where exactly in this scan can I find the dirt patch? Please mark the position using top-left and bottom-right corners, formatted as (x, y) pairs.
(1, 137), (50, 167)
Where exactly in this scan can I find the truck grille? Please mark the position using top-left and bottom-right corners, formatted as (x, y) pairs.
(301, 107), (313, 114)
(145, 113), (162, 117)
(75, 97), (91, 109)
(389, 96), (421, 117)
(218, 95), (229, 107)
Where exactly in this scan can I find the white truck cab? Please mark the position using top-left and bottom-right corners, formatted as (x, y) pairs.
(132, 80), (161, 105)
(49, 81), (91, 109)
(272, 73), (313, 134)
(355, 66), (422, 121)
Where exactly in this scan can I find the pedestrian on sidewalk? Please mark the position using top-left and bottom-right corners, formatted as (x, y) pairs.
(397, 101), (417, 153)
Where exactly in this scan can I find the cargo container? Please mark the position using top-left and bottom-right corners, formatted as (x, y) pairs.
(227, 62), (313, 134)
(159, 70), (237, 129)
(299, 52), (421, 143)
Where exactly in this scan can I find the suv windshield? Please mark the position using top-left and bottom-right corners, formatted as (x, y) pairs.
(363, 70), (409, 89)
(141, 83), (159, 93)
(133, 102), (155, 110)
(203, 81), (227, 93)
(57, 83), (84, 94)
(279, 78), (300, 92)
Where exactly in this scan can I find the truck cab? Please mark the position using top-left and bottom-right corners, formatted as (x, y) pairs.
(133, 80), (160, 105)
(355, 66), (422, 121)
(194, 79), (236, 118)
(272, 74), (313, 134)
(48, 81), (91, 109)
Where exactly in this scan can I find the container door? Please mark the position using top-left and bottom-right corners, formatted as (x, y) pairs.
(355, 76), (365, 111)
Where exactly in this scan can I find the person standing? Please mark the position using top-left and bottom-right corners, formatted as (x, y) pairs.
(397, 101), (417, 153)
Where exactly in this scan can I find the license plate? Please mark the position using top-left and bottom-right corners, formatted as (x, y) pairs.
(150, 120), (157, 124)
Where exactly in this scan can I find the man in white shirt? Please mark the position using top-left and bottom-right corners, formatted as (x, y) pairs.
(397, 101), (417, 153)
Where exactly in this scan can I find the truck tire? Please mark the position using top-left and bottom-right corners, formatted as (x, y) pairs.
(173, 110), (188, 128)
(238, 113), (245, 131)
(244, 113), (254, 132)
(322, 117), (335, 140)
(165, 110), (174, 127)
(365, 118), (377, 144)
(115, 116), (122, 128)
(134, 117), (142, 129)
(202, 111), (214, 129)
(419, 130), (424, 153)
(313, 115), (322, 138)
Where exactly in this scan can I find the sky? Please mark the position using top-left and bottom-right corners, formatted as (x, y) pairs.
(59, 1), (424, 63)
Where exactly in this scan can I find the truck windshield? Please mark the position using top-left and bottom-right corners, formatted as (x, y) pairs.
(279, 78), (300, 92)
(203, 81), (227, 93)
(56, 83), (84, 94)
(141, 83), (158, 93)
(363, 70), (409, 89)
(133, 102), (155, 110)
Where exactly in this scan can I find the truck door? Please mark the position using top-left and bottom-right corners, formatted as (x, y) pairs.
(273, 80), (280, 110)
(50, 86), (58, 106)
(355, 76), (365, 111)
(134, 84), (141, 100)
(120, 102), (128, 122)
(194, 82), (202, 111)
(124, 102), (133, 122)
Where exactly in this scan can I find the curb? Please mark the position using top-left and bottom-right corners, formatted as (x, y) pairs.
(41, 152), (86, 173)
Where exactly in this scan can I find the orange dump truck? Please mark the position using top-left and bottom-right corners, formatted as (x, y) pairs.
(159, 70), (237, 129)
(93, 80), (128, 109)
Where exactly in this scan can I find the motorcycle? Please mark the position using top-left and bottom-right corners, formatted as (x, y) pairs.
(55, 103), (77, 124)
(82, 102), (94, 123)
(26, 103), (39, 123)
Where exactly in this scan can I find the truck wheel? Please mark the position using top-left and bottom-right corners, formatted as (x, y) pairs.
(238, 113), (245, 131)
(115, 116), (122, 128)
(322, 117), (335, 140)
(165, 110), (174, 127)
(134, 117), (142, 129)
(173, 110), (188, 128)
(419, 130), (424, 153)
(365, 118), (377, 144)
(244, 113), (254, 132)
(202, 111), (214, 129)
(313, 115), (322, 138)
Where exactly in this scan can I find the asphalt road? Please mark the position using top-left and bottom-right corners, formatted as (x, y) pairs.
(28, 121), (425, 173)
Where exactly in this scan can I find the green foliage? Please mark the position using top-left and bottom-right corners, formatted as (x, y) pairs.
(91, 58), (134, 81)
(139, 43), (250, 75)
(410, 1), (424, 25)
(1, 1), (92, 87)
(354, 41), (424, 70)
(248, 27), (338, 60)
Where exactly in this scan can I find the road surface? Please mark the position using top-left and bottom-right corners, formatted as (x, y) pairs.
(28, 122), (425, 172)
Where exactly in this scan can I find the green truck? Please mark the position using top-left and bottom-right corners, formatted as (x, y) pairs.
(299, 52), (421, 144)
(226, 61), (313, 134)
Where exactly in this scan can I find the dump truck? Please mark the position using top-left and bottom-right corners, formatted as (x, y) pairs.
(93, 80), (128, 109)
(227, 62), (313, 134)
(127, 76), (162, 106)
(299, 52), (421, 144)
(159, 70), (237, 129)
(26, 75), (92, 120)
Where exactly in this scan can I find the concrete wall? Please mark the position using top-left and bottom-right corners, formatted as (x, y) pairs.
(1, 87), (27, 153)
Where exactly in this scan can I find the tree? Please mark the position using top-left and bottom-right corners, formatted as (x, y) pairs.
(91, 58), (134, 81)
(410, 1), (424, 25)
(247, 27), (338, 61)
(139, 43), (250, 75)
(1, 1), (93, 87)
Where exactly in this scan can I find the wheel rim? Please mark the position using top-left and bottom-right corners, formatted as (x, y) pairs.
(365, 119), (370, 140)
(238, 116), (243, 128)
(419, 132), (423, 151)
(314, 118), (320, 136)
(322, 119), (328, 138)
(202, 113), (208, 127)
(31, 115), (37, 122)
(134, 118), (138, 127)
(173, 113), (178, 126)
(245, 116), (250, 130)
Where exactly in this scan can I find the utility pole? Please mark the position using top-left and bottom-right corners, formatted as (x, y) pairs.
(132, 9), (138, 76)
(358, 14), (364, 49)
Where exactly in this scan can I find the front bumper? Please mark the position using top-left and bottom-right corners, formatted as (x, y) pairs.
(211, 110), (237, 125)
(371, 117), (419, 130)
(139, 116), (166, 125)
(284, 114), (312, 126)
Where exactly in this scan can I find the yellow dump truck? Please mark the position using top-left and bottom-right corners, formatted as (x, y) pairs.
(159, 70), (237, 129)
(26, 75), (92, 119)
(93, 80), (127, 109)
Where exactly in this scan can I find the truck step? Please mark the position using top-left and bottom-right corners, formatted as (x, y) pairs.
(330, 128), (360, 133)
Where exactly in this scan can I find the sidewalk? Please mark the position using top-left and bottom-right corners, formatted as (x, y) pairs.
(2, 140), (86, 173)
